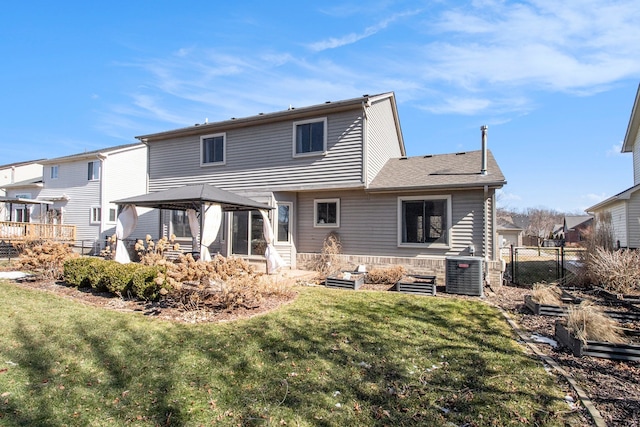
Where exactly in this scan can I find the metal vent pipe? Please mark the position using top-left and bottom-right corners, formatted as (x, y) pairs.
(480, 125), (488, 175)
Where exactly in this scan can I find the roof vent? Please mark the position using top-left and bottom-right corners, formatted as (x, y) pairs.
(455, 152), (466, 155)
(399, 156), (408, 160)
(423, 154), (433, 158)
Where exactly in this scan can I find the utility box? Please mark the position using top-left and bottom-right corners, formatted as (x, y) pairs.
(445, 256), (484, 296)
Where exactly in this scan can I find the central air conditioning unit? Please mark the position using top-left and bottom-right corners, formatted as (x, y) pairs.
(445, 256), (484, 297)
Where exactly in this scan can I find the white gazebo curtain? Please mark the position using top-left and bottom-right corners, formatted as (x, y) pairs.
(114, 204), (138, 264)
(260, 209), (286, 274)
(187, 204), (222, 262)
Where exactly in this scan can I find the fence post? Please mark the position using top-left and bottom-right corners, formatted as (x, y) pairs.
(560, 244), (565, 284)
(510, 245), (515, 284)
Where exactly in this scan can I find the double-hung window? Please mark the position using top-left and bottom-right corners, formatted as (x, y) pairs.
(201, 133), (226, 166)
(90, 207), (101, 224)
(398, 196), (451, 247)
(314, 198), (339, 228)
(293, 118), (327, 157)
(88, 160), (100, 181)
(50, 165), (59, 179)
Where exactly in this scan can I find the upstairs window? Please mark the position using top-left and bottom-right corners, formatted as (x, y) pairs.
(201, 133), (226, 166)
(50, 165), (59, 179)
(88, 160), (101, 181)
(314, 198), (339, 228)
(293, 118), (327, 156)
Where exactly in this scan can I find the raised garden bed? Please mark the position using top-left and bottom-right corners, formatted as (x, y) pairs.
(524, 291), (582, 316)
(594, 287), (640, 305)
(395, 275), (437, 296)
(325, 271), (365, 290)
(555, 320), (640, 361)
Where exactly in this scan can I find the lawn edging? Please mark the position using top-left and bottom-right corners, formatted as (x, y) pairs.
(486, 300), (606, 427)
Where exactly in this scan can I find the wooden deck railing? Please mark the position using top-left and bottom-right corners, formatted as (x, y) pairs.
(0, 221), (76, 241)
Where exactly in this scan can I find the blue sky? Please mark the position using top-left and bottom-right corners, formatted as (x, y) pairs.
(2, 0), (640, 213)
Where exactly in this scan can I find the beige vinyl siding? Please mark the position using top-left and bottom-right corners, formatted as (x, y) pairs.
(628, 193), (640, 248)
(365, 97), (403, 185)
(634, 132), (640, 186)
(101, 146), (159, 241)
(39, 159), (102, 243)
(607, 201), (628, 248)
(296, 189), (490, 258)
(147, 110), (364, 193)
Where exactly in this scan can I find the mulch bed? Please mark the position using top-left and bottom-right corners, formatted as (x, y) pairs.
(485, 284), (640, 427)
(3, 272), (639, 426)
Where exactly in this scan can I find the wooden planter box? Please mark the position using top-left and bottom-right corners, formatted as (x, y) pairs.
(555, 321), (640, 361)
(396, 275), (437, 296)
(524, 291), (581, 316)
(325, 272), (364, 290)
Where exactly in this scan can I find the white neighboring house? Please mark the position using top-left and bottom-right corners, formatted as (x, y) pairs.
(587, 84), (640, 249)
(0, 159), (44, 221)
(37, 143), (159, 252)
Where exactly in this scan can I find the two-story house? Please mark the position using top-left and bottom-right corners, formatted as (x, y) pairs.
(587, 84), (640, 249)
(35, 143), (159, 252)
(0, 159), (44, 221)
(122, 92), (506, 283)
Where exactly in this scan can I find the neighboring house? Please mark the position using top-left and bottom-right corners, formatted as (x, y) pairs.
(2, 177), (45, 222)
(497, 220), (523, 247)
(563, 215), (593, 245)
(0, 159), (44, 220)
(134, 92), (507, 283)
(586, 83), (640, 249)
(36, 143), (159, 252)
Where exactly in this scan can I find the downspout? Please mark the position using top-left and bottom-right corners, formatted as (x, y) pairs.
(484, 184), (490, 286)
(362, 100), (369, 187)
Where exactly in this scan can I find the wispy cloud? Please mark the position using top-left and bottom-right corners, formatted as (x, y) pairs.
(606, 142), (624, 157)
(307, 10), (421, 51)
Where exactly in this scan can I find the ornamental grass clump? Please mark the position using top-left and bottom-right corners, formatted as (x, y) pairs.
(531, 283), (563, 305)
(366, 265), (407, 285)
(312, 232), (346, 278)
(17, 240), (78, 280)
(587, 247), (640, 294)
(567, 301), (626, 344)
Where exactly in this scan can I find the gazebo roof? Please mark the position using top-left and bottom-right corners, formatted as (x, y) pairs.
(112, 184), (273, 212)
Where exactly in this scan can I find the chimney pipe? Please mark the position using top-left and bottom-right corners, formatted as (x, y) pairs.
(480, 125), (488, 175)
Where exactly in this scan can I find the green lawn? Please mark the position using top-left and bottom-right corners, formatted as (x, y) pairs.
(0, 280), (584, 426)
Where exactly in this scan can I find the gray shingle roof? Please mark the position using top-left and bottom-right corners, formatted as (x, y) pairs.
(368, 150), (506, 191)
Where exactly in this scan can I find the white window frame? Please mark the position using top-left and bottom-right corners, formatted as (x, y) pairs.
(292, 117), (327, 158)
(90, 206), (101, 224)
(276, 202), (292, 243)
(200, 132), (226, 166)
(88, 160), (101, 181)
(107, 206), (117, 223)
(397, 195), (451, 248)
(314, 198), (340, 228)
(50, 165), (59, 180)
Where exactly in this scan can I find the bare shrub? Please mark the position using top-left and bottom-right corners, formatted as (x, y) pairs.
(311, 232), (345, 278)
(576, 212), (616, 287)
(567, 301), (626, 344)
(587, 247), (640, 294)
(366, 265), (406, 285)
(17, 240), (79, 280)
(531, 283), (563, 305)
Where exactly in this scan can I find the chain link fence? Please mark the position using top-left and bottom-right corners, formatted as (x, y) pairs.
(501, 245), (585, 286)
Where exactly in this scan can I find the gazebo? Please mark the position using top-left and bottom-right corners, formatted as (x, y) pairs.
(112, 184), (284, 272)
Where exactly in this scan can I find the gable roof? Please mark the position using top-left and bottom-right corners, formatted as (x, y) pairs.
(112, 184), (273, 212)
(623, 83), (640, 153)
(0, 159), (45, 169)
(564, 215), (593, 230)
(367, 150), (506, 192)
(136, 92), (405, 155)
(40, 142), (144, 164)
(585, 183), (640, 212)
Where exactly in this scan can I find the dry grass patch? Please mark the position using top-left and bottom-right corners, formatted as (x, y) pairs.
(587, 247), (640, 294)
(366, 265), (406, 285)
(567, 301), (626, 344)
(531, 283), (563, 305)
